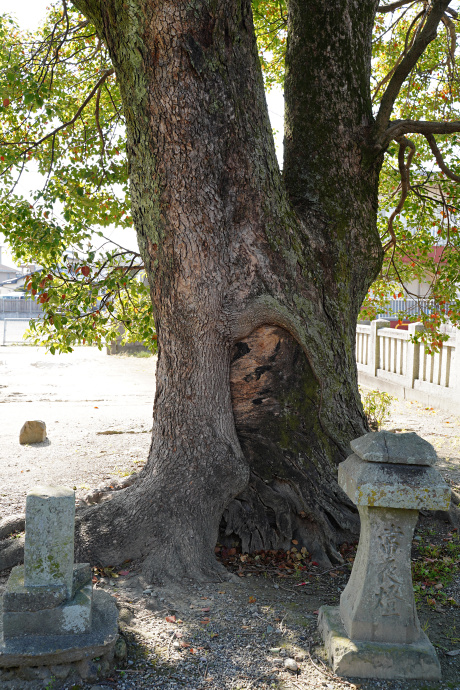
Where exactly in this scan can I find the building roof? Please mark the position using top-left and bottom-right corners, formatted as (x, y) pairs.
(0, 262), (19, 274)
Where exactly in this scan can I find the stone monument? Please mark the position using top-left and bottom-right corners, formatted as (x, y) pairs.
(318, 431), (450, 680)
(0, 486), (119, 684)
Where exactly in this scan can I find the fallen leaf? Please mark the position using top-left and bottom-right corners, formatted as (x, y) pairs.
(292, 539), (298, 545)
(119, 570), (130, 576)
(313, 610), (319, 615)
(312, 561), (319, 566)
(201, 607), (210, 612)
(165, 615), (176, 623)
(248, 596), (257, 603)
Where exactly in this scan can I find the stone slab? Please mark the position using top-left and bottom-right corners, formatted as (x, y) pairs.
(350, 431), (437, 466)
(3, 582), (92, 638)
(19, 420), (47, 445)
(0, 589), (118, 667)
(3, 563), (92, 612)
(3, 566), (66, 612)
(339, 454), (451, 510)
(318, 605), (441, 680)
(24, 486), (75, 596)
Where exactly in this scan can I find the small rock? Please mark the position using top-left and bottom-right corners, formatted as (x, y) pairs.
(114, 636), (128, 661)
(284, 658), (298, 672)
(19, 420), (46, 444)
(173, 640), (181, 649)
(143, 589), (152, 596)
(269, 647), (281, 654)
(118, 607), (133, 624)
(266, 625), (274, 633)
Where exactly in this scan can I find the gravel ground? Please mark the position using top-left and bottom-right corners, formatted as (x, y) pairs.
(0, 346), (459, 690)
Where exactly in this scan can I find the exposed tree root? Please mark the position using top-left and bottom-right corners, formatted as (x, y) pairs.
(0, 536), (24, 573)
(0, 514), (25, 541)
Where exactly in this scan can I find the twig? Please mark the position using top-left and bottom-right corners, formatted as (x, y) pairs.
(166, 629), (177, 659)
(316, 563), (350, 577)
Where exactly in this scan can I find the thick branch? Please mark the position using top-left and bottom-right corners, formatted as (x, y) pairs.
(382, 118), (460, 147)
(374, 0), (452, 142)
(424, 132), (460, 182)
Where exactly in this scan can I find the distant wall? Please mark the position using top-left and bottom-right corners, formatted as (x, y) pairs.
(356, 320), (460, 413)
(0, 299), (42, 315)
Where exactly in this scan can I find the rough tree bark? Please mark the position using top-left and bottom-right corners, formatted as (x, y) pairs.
(51, 0), (384, 582)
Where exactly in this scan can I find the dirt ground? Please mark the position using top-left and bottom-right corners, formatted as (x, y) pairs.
(1, 345), (460, 690)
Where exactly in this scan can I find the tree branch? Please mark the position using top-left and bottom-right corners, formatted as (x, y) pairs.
(4, 69), (115, 160)
(382, 118), (460, 146)
(377, 0), (419, 13)
(374, 0), (452, 143)
(424, 132), (460, 182)
(383, 137), (416, 252)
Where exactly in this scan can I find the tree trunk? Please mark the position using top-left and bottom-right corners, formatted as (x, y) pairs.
(66, 0), (384, 583)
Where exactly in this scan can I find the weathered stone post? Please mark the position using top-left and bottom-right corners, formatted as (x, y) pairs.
(318, 431), (450, 680)
(0, 486), (119, 684)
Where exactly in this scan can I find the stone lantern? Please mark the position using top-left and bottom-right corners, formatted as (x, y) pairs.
(318, 431), (450, 680)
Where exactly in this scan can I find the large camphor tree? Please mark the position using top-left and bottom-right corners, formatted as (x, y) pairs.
(2, 0), (460, 582)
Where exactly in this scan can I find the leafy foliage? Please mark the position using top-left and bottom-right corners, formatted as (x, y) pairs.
(0, 4), (155, 352)
(253, 0), (287, 89)
(1, 1), (460, 352)
(359, 387), (394, 430)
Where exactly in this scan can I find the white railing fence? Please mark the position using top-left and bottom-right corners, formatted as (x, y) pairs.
(0, 299), (42, 314)
(357, 319), (460, 412)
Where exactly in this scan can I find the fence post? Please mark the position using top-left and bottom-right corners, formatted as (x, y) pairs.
(369, 319), (390, 376)
(452, 328), (460, 391)
(406, 322), (423, 389)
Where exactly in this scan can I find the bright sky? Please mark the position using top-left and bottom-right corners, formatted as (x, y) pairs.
(0, 0), (284, 267)
(2, 0), (50, 32)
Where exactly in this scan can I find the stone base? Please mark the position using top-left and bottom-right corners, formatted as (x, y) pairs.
(3, 564), (92, 613)
(0, 589), (118, 668)
(318, 605), (441, 680)
(3, 582), (92, 638)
